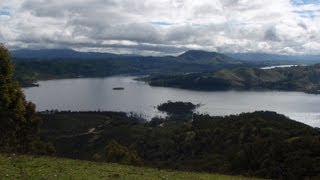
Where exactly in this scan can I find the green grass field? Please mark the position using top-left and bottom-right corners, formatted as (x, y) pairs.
(0, 154), (258, 180)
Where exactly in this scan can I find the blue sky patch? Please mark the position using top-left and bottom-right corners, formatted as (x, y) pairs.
(150, 21), (175, 26)
(0, 8), (10, 16)
(294, 10), (319, 19)
(291, 0), (320, 5)
(291, 0), (320, 19)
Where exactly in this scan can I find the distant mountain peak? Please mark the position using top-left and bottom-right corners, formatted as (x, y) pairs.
(178, 50), (219, 59)
(178, 50), (240, 65)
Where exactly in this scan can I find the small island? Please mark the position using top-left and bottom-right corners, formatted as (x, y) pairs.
(113, 87), (125, 90)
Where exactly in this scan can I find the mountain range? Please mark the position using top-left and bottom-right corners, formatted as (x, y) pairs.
(11, 49), (121, 60)
(11, 48), (320, 64)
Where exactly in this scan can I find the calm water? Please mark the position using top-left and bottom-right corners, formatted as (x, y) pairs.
(260, 64), (302, 69)
(23, 76), (320, 127)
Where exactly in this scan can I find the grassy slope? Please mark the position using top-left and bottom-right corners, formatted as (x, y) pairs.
(145, 64), (320, 93)
(213, 68), (285, 82)
(0, 155), (257, 180)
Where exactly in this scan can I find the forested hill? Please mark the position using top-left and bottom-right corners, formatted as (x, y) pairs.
(228, 52), (320, 64)
(39, 110), (320, 179)
(13, 49), (254, 87)
(12, 49), (239, 63)
(12, 49), (320, 64)
(177, 50), (242, 65)
(142, 64), (320, 93)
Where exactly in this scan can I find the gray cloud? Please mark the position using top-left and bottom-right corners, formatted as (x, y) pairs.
(265, 27), (282, 41)
(1, 0), (320, 55)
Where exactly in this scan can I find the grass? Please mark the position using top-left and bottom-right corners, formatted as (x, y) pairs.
(0, 154), (259, 180)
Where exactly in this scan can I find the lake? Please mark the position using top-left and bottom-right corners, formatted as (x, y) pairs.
(23, 76), (320, 127)
(260, 64), (303, 69)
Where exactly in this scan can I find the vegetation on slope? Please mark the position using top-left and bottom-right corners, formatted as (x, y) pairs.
(0, 44), (49, 154)
(177, 50), (242, 65)
(39, 109), (320, 179)
(142, 64), (320, 93)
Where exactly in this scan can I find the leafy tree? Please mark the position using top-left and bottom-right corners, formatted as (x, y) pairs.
(0, 44), (45, 153)
(105, 140), (142, 165)
(157, 101), (199, 121)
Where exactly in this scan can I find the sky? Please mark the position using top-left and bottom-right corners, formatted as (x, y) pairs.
(1, 0), (320, 55)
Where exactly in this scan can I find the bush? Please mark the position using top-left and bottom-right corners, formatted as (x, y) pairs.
(105, 140), (142, 165)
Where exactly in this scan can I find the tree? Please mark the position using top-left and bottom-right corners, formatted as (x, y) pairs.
(157, 101), (199, 121)
(0, 44), (44, 153)
(105, 140), (142, 165)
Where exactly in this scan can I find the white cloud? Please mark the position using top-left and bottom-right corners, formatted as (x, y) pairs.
(1, 0), (320, 55)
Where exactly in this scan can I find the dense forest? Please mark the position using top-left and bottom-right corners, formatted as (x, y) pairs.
(39, 107), (320, 179)
(141, 64), (320, 93)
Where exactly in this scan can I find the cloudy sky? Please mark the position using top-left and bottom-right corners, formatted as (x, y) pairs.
(1, 0), (320, 55)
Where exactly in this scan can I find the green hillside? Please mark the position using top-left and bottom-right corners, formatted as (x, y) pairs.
(0, 154), (256, 180)
(213, 68), (285, 82)
(143, 64), (320, 93)
(177, 50), (242, 65)
(39, 111), (320, 179)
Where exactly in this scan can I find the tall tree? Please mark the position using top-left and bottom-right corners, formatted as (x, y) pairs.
(0, 44), (43, 153)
